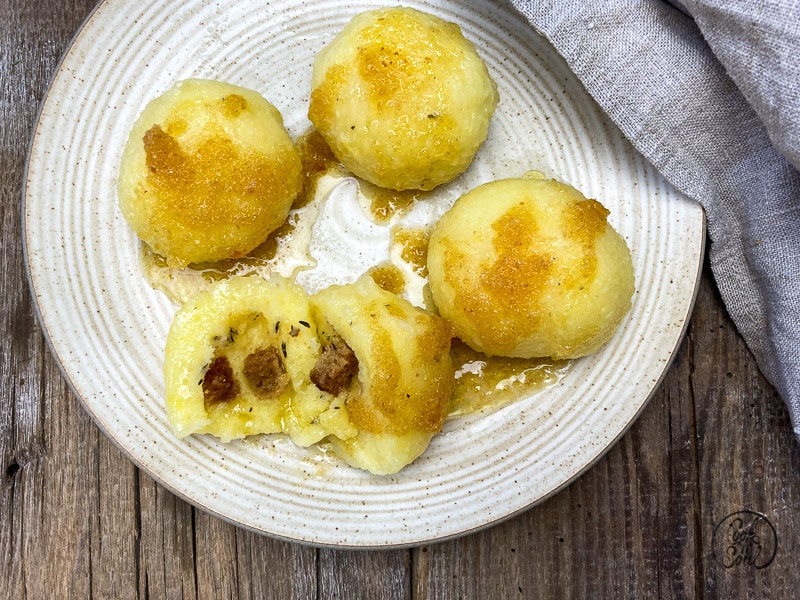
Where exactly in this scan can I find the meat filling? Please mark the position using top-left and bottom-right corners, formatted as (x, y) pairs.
(202, 355), (240, 411)
(243, 347), (290, 398)
(310, 334), (359, 396)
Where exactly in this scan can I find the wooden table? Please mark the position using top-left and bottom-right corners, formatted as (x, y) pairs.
(3, 1), (799, 598)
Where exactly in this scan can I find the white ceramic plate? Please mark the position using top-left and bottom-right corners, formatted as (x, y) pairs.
(24, 0), (705, 547)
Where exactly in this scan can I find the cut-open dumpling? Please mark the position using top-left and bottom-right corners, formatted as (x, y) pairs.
(163, 275), (349, 445)
(164, 274), (454, 474)
(310, 276), (454, 474)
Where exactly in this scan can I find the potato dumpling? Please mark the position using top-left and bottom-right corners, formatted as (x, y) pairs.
(427, 174), (635, 360)
(164, 275), (348, 445)
(308, 7), (499, 191)
(164, 273), (453, 474)
(118, 79), (302, 267)
(310, 276), (454, 474)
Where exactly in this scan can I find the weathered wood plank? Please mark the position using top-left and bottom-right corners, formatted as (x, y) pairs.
(193, 510), (244, 599)
(2, 2), (135, 599)
(4, 2), (800, 600)
(136, 471), (198, 600)
(231, 529), (317, 600)
(690, 276), (800, 599)
(92, 436), (140, 600)
(18, 362), (97, 599)
(318, 549), (411, 600)
(191, 508), (316, 599)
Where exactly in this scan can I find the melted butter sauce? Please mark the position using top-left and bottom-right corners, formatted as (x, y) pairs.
(142, 127), (571, 417)
(391, 226), (430, 277)
(449, 339), (569, 416)
(361, 181), (430, 223)
(295, 128), (348, 208)
(367, 262), (406, 295)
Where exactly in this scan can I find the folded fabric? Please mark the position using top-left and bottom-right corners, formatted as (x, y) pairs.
(509, 0), (800, 439)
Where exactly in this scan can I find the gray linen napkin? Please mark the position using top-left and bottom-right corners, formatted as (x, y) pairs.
(508, 0), (800, 438)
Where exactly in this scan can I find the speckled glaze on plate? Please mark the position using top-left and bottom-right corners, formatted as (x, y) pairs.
(23, 0), (705, 547)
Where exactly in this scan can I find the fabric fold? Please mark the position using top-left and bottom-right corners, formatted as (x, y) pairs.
(508, 0), (800, 439)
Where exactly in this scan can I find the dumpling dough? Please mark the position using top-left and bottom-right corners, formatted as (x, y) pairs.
(308, 7), (499, 191)
(427, 174), (635, 360)
(118, 78), (302, 267)
(310, 276), (454, 474)
(164, 275), (352, 446)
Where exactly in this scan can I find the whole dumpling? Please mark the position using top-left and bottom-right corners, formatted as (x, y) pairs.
(308, 7), (499, 191)
(427, 174), (635, 360)
(118, 78), (302, 267)
(309, 276), (454, 474)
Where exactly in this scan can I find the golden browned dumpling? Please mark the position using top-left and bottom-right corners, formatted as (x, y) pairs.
(310, 276), (454, 474)
(308, 7), (499, 191)
(427, 174), (635, 359)
(164, 274), (454, 474)
(163, 275), (352, 445)
(118, 79), (302, 267)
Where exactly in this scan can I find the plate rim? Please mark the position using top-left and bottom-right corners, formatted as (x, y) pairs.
(21, 0), (708, 549)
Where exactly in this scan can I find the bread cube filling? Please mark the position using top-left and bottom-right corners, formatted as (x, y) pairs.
(242, 347), (290, 399)
(202, 355), (240, 410)
(310, 333), (358, 396)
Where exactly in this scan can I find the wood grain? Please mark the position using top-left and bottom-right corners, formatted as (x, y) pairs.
(3, 1), (799, 599)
